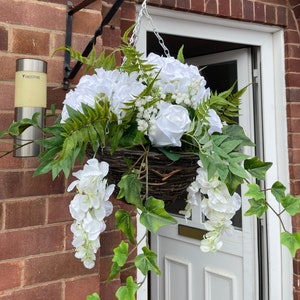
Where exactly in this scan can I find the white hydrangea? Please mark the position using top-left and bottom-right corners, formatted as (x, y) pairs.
(68, 158), (115, 269)
(61, 69), (145, 122)
(145, 52), (210, 108)
(180, 161), (241, 252)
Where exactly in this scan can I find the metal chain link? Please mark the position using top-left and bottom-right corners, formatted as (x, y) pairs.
(130, 0), (170, 57)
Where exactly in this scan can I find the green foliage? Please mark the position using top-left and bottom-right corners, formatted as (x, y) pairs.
(115, 210), (136, 244)
(86, 293), (101, 300)
(244, 183), (267, 217)
(115, 276), (138, 300)
(140, 197), (177, 233)
(244, 157), (272, 180)
(117, 173), (143, 209)
(134, 246), (161, 275)
(281, 232), (300, 257)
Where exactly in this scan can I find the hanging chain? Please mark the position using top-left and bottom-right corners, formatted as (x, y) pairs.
(130, 0), (170, 57)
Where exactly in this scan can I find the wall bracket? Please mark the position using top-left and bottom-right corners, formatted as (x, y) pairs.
(63, 0), (124, 90)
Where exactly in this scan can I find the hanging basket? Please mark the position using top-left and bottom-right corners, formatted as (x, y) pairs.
(87, 147), (199, 205)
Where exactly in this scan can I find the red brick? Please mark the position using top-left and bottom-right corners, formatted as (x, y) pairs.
(0, 170), (65, 199)
(290, 180), (300, 195)
(65, 275), (100, 300)
(177, 0), (191, 10)
(205, 0), (217, 15)
(102, 26), (121, 49)
(219, 0), (230, 17)
(255, 2), (265, 23)
(0, 226), (64, 259)
(231, 0), (243, 19)
(162, 0), (176, 9)
(48, 195), (73, 223)
(12, 28), (50, 55)
(287, 103), (300, 117)
(286, 44), (300, 59)
(286, 88), (300, 103)
(0, 203), (3, 230)
(290, 149), (300, 163)
(286, 73), (300, 88)
(265, 5), (276, 25)
(285, 29), (300, 44)
(120, 1), (136, 20)
(0, 112), (14, 132)
(286, 58), (300, 73)
(191, 0), (204, 12)
(100, 279), (120, 300)
(99, 255), (115, 280)
(277, 6), (287, 26)
(287, 9), (298, 30)
(0, 83), (14, 110)
(288, 118), (300, 132)
(100, 229), (121, 256)
(0, 282), (62, 300)
(0, 56), (17, 81)
(0, 262), (21, 290)
(0, 26), (8, 51)
(243, 0), (254, 21)
(0, 0), (66, 31)
(5, 198), (46, 229)
(72, 10), (102, 35)
(289, 133), (300, 148)
(24, 252), (99, 285)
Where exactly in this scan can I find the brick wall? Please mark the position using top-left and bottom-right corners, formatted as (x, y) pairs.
(0, 0), (136, 299)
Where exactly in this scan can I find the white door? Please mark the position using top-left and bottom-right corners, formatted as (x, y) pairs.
(151, 48), (260, 300)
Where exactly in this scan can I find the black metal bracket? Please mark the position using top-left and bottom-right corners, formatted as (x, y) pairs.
(63, 0), (124, 90)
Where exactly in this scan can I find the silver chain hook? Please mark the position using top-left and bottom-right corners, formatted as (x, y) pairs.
(130, 0), (170, 57)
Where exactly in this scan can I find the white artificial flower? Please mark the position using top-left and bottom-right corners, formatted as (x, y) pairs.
(61, 68), (145, 122)
(68, 158), (115, 269)
(148, 102), (191, 147)
(207, 109), (223, 134)
(145, 52), (210, 107)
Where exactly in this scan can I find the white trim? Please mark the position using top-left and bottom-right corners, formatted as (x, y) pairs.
(135, 6), (292, 300)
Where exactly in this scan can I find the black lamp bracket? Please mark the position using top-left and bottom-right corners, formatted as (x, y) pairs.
(63, 0), (124, 90)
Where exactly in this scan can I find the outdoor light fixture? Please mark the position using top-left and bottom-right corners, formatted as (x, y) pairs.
(14, 58), (47, 157)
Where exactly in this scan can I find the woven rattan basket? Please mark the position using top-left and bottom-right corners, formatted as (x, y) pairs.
(88, 147), (199, 205)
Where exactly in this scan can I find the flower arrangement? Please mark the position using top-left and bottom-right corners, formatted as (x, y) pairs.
(1, 28), (300, 299)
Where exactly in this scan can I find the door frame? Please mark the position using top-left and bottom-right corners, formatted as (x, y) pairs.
(135, 6), (291, 300)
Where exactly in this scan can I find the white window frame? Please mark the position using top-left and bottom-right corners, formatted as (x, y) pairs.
(135, 6), (292, 300)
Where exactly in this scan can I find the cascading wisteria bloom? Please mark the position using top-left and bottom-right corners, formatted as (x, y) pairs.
(68, 158), (115, 268)
(180, 161), (241, 252)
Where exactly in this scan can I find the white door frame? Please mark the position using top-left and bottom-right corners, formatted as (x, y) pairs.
(135, 6), (292, 300)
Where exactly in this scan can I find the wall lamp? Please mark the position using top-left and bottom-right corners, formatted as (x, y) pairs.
(14, 58), (47, 157)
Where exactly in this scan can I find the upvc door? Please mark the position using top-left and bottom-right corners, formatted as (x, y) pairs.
(150, 48), (260, 300)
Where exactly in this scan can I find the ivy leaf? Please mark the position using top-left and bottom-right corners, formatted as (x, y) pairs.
(86, 293), (101, 300)
(112, 240), (129, 267)
(115, 209), (136, 244)
(117, 173), (143, 209)
(134, 246), (161, 275)
(244, 198), (268, 218)
(115, 276), (138, 300)
(245, 183), (265, 200)
(140, 197), (177, 233)
(244, 157), (272, 180)
(107, 262), (121, 282)
(271, 181), (286, 202)
(222, 124), (255, 147)
(281, 194), (300, 216)
(281, 232), (300, 257)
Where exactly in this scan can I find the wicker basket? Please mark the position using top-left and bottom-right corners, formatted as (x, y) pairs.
(87, 147), (199, 205)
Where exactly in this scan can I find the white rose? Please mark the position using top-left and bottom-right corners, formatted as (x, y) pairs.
(148, 102), (191, 147)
